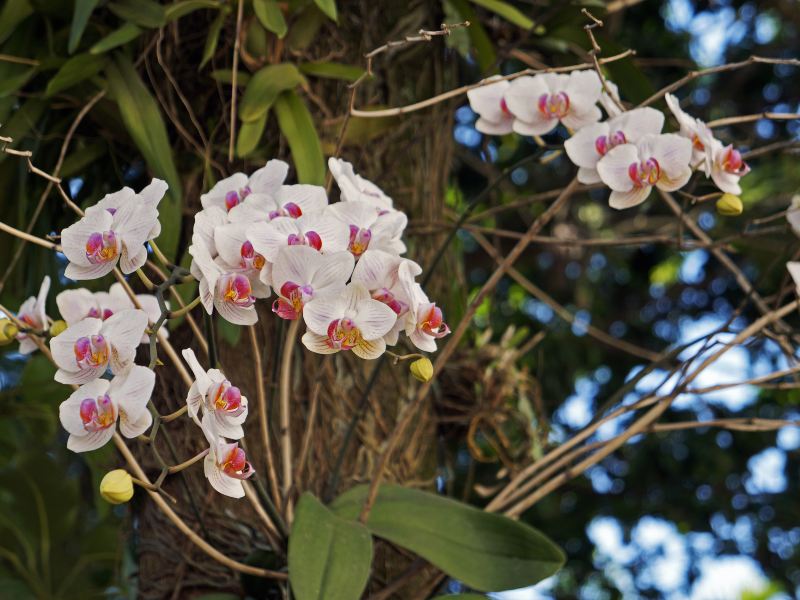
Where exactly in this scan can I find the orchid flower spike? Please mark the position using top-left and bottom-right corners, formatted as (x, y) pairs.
(49, 308), (148, 384)
(401, 281), (451, 352)
(466, 76), (515, 135)
(696, 128), (750, 195)
(329, 201), (407, 258)
(301, 281), (398, 359)
(61, 200), (159, 279)
(328, 157), (394, 211)
(201, 417), (254, 498)
(200, 159), (288, 213)
(247, 209), (350, 264)
(88, 179), (167, 241)
(665, 93), (714, 167)
(505, 70), (603, 136)
(597, 133), (693, 210)
(189, 234), (258, 326)
(15, 276), (51, 354)
(271, 245), (354, 320)
(565, 107), (665, 184)
(58, 365), (154, 452)
(228, 184), (328, 223)
(56, 283), (165, 344)
(182, 348), (248, 439)
(192, 206), (228, 258)
(213, 222), (271, 299)
(599, 80), (624, 118)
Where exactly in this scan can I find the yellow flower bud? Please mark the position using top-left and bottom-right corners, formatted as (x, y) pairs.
(100, 469), (134, 504)
(716, 193), (743, 216)
(0, 319), (18, 345)
(49, 319), (68, 337)
(409, 357), (434, 382)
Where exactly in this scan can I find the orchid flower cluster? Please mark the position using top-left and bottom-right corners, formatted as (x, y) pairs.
(8, 157), (449, 499)
(187, 157), (450, 358)
(467, 70), (750, 209)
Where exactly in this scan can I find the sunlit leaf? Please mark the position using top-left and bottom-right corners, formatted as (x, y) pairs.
(299, 61), (364, 82)
(313, 0), (337, 22)
(239, 63), (306, 122)
(253, 0), (287, 38)
(236, 111), (267, 157)
(288, 493), (372, 600)
(45, 54), (106, 97)
(89, 22), (142, 54)
(274, 90), (325, 185)
(68, 0), (99, 54)
(332, 485), (565, 592)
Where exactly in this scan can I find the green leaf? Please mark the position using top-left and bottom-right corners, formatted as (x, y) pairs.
(105, 54), (183, 259)
(200, 8), (228, 69)
(68, 0), (100, 54)
(165, 0), (221, 22)
(236, 111), (267, 157)
(89, 22), (143, 54)
(313, 0), (337, 22)
(45, 53), (106, 96)
(239, 63), (306, 122)
(447, 0), (496, 72)
(469, 0), (534, 29)
(299, 61), (364, 82)
(0, 67), (35, 98)
(274, 90), (324, 185)
(0, 0), (33, 45)
(253, 0), (287, 38)
(331, 485), (565, 592)
(210, 69), (250, 86)
(286, 4), (326, 51)
(289, 493), (372, 600)
(108, 0), (166, 28)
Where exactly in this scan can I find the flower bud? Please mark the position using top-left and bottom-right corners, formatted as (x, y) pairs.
(716, 193), (743, 216)
(100, 469), (134, 504)
(409, 357), (434, 382)
(0, 319), (18, 345)
(49, 319), (68, 337)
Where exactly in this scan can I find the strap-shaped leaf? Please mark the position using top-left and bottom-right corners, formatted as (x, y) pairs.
(108, 0), (166, 28)
(331, 484), (565, 592)
(314, 0), (337, 22)
(274, 90), (325, 185)
(299, 61), (364, 82)
(0, 0), (33, 45)
(165, 0), (221, 22)
(236, 112), (267, 157)
(253, 0), (287, 38)
(239, 63), (306, 122)
(469, 0), (534, 30)
(289, 493), (372, 600)
(89, 23), (142, 55)
(68, 0), (99, 54)
(45, 54), (106, 97)
(105, 55), (183, 259)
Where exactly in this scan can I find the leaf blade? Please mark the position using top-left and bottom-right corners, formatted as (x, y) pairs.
(469, 0), (534, 29)
(45, 54), (106, 97)
(253, 0), (287, 38)
(68, 0), (100, 54)
(274, 90), (325, 185)
(239, 63), (306, 122)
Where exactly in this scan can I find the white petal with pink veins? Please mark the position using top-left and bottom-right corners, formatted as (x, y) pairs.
(597, 144), (640, 192)
(609, 187), (652, 210)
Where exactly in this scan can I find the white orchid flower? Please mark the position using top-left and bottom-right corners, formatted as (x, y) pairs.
(328, 157), (394, 211)
(565, 107), (665, 184)
(401, 281), (451, 352)
(87, 179), (167, 240)
(248, 210), (350, 266)
(49, 309), (148, 384)
(192, 206), (228, 258)
(56, 282), (165, 344)
(15, 276), (50, 354)
(466, 76), (515, 135)
(597, 133), (693, 210)
(188, 234), (258, 326)
(213, 222), (271, 299)
(60, 200), (158, 279)
(182, 348), (248, 439)
(301, 282), (397, 359)
(665, 93), (714, 167)
(58, 365), (154, 452)
(200, 159), (288, 213)
(271, 245), (354, 320)
(329, 201), (407, 258)
(696, 128), (750, 195)
(201, 417), (254, 499)
(505, 70), (603, 136)
(228, 184), (328, 223)
(599, 80), (624, 118)
(787, 196), (800, 237)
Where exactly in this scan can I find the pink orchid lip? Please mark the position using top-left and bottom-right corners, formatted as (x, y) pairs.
(74, 334), (109, 369)
(326, 317), (361, 350)
(224, 186), (251, 211)
(240, 240), (266, 270)
(537, 92), (570, 119)
(722, 146), (749, 176)
(500, 97), (513, 117)
(287, 230), (323, 252)
(220, 273), (255, 307)
(595, 130), (627, 156)
(272, 281), (314, 320)
(85, 230), (120, 264)
(268, 201), (303, 220)
(348, 225), (372, 257)
(221, 445), (255, 480)
(373, 288), (408, 315)
(627, 157), (661, 188)
(79, 393), (115, 432)
(87, 307), (114, 320)
(419, 303), (450, 339)
(210, 381), (245, 416)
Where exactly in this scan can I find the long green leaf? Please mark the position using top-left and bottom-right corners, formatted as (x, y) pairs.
(236, 112), (267, 157)
(165, 0), (221, 22)
(239, 63), (306, 122)
(289, 493), (372, 600)
(253, 0), (287, 38)
(68, 0), (99, 54)
(45, 54), (106, 96)
(108, 0), (166, 28)
(89, 23), (142, 54)
(331, 485), (565, 592)
(299, 61), (364, 82)
(313, 0), (337, 22)
(0, 0), (33, 45)
(200, 9), (228, 69)
(105, 54), (183, 259)
(274, 90), (325, 185)
(469, 0), (534, 29)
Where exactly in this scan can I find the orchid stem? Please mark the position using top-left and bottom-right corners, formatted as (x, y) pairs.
(135, 268), (156, 290)
(279, 318), (300, 524)
(167, 449), (210, 474)
(168, 296), (201, 318)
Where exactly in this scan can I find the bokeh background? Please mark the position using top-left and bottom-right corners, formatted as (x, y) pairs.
(1, 0), (799, 598)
